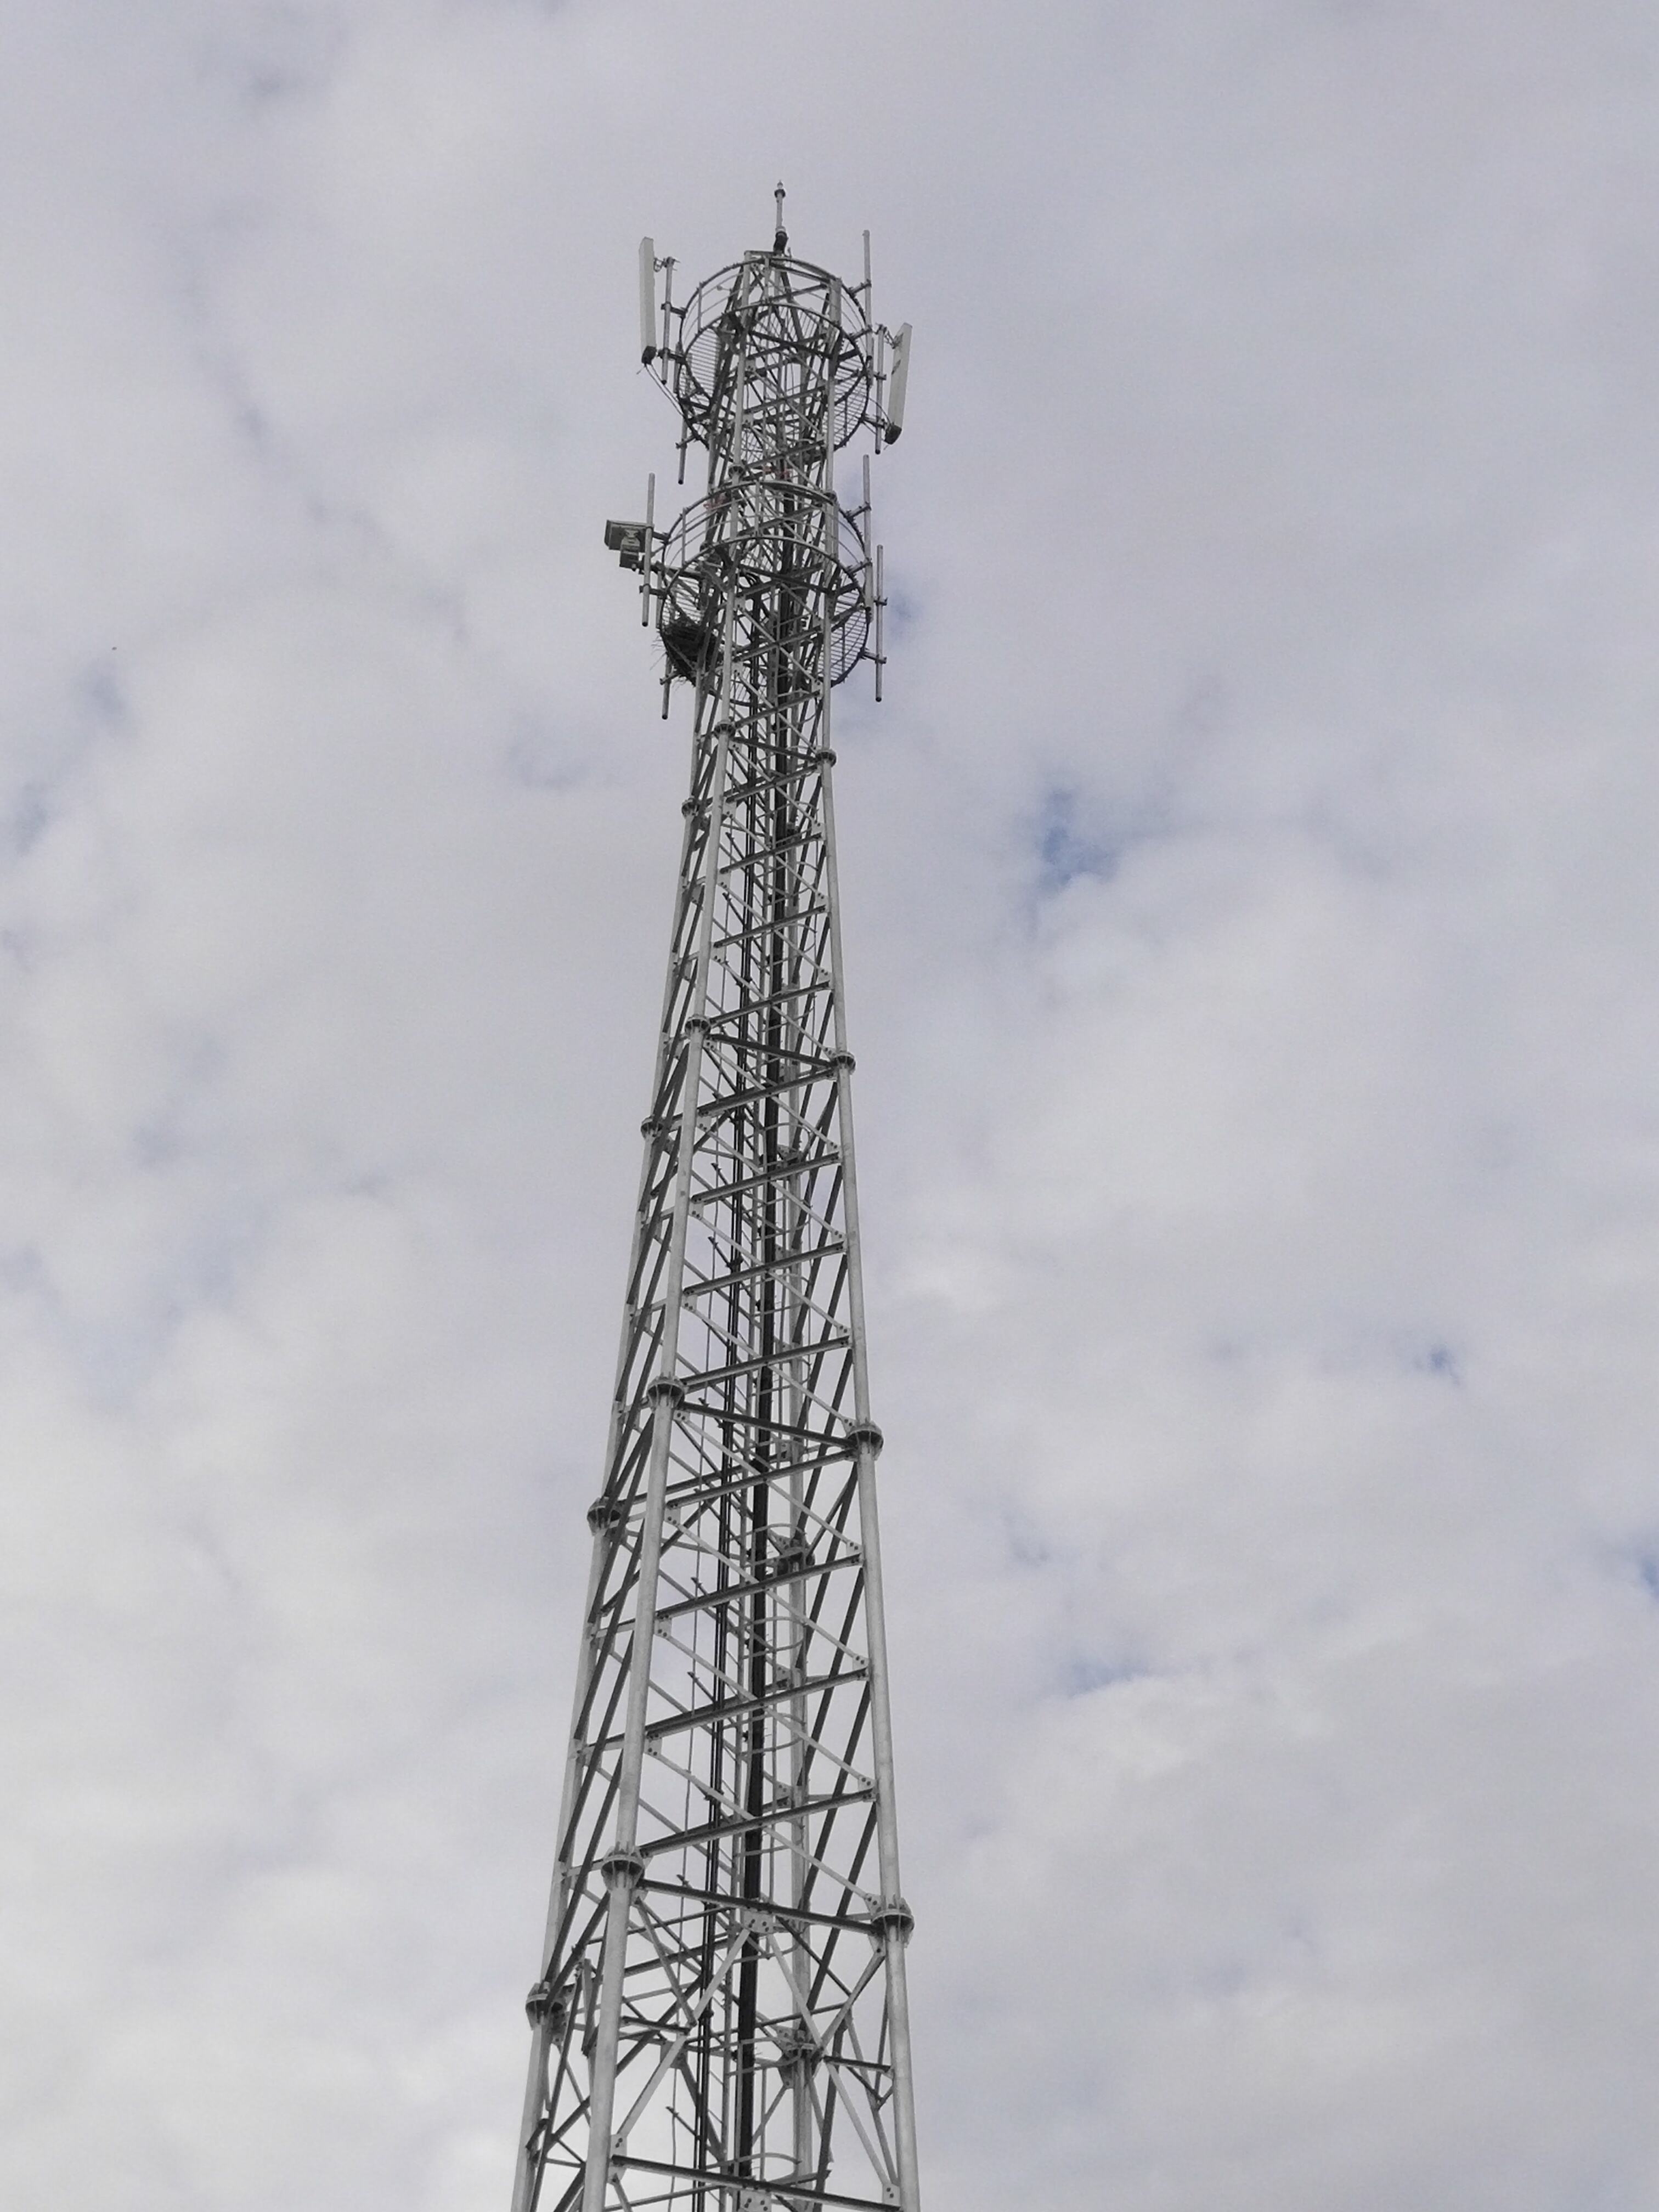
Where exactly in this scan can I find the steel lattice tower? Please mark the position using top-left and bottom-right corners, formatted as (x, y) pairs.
(509, 189), (918, 2212)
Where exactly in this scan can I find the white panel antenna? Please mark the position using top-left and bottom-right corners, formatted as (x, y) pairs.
(884, 322), (912, 443)
(637, 236), (657, 364)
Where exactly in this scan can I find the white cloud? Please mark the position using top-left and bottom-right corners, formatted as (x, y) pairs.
(4, 2), (1659, 2206)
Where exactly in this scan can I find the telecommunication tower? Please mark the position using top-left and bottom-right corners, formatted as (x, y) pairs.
(508, 188), (919, 2212)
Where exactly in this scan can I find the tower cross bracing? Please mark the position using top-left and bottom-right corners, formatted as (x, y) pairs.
(509, 193), (919, 2212)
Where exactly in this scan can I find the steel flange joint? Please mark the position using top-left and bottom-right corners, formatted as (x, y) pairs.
(601, 1846), (647, 1893)
(870, 1896), (915, 1945)
(525, 1979), (570, 2033)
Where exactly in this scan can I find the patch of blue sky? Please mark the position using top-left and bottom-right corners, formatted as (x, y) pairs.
(1036, 785), (1110, 894)
(1409, 1339), (1463, 1385)
(1032, 781), (1175, 899)
(1064, 1652), (1151, 1697)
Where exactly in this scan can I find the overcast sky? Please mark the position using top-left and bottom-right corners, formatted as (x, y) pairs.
(6, 3), (1659, 2208)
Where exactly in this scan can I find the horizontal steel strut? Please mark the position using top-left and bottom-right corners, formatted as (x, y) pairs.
(510, 195), (919, 2212)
